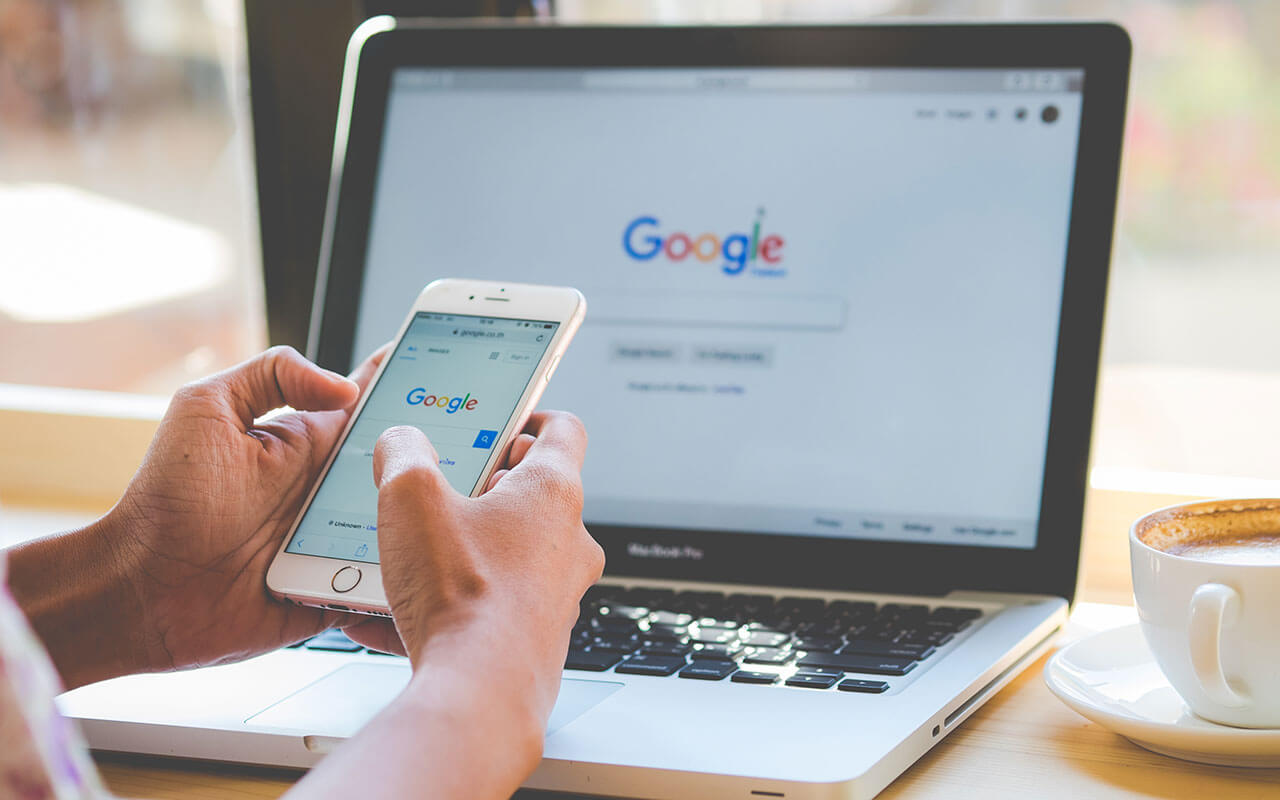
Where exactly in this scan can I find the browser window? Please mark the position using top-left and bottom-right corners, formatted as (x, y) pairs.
(352, 67), (1084, 550)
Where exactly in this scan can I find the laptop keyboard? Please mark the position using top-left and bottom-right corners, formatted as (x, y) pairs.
(290, 584), (983, 694)
(568, 585), (983, 692)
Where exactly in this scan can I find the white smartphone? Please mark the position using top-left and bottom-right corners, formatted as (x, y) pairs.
(266, 278), (586, 615)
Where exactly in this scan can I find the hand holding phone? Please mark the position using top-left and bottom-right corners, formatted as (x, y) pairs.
(267, 279), (586, 614)
(343, 411), (602, 668)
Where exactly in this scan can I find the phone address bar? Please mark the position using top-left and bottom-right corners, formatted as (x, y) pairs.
(586, 291), (847, 331)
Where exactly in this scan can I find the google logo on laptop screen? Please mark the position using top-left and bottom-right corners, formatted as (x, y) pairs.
(622, 210), (786, 277)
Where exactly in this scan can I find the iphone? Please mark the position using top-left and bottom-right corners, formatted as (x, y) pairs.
(266, 278), (586, 614)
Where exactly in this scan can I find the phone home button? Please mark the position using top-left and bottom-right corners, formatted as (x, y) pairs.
(331, 566), (362, 593)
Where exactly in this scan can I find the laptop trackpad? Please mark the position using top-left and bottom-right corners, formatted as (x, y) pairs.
(247, 663), (622, 740)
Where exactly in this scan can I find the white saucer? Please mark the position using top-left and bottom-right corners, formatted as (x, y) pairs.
(1044, 624), (1280, 767)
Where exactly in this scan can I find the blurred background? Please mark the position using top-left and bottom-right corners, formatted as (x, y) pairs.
(2, 0), (1279, 491)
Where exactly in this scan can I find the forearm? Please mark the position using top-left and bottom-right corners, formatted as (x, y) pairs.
(287, 630), (546, 800)
(5, 512), (146, 689)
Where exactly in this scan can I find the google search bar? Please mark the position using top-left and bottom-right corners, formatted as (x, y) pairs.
(341, 421), (492, 451)
(587, 292), (847, 331)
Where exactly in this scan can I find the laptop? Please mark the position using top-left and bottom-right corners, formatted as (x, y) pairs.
(59, 20), (1130, 800)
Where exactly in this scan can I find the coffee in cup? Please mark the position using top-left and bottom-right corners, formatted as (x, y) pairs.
(1163, 535), (1280, 565)
(1131, 499), (1280, 728)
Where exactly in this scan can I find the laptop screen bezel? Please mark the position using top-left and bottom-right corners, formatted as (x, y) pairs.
(308, 21), (1130, 604)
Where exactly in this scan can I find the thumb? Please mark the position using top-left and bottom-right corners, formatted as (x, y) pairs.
(216, 346), (359, 427)
(373, 426), (458, 545)
(373, 425), (452, 499)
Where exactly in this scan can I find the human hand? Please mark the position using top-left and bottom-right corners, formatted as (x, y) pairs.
(348, 412), (603, 705)
(95, 345), (389, 678)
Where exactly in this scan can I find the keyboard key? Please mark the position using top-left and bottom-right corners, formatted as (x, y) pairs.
(742, 630), (790, 648)
(725, 593), (775, 621)
(726, 593), (774, 608)
(786, 672), (839, 689)
(880, 603), (929, 618)
(931, 606), (983, 621)
(901, 630), (955, 647)
(827, 600), (877, 618)
(794, 619), (845, 636)
(776, 597), (826, 620)
(923, 618), (972, 633)
(797, 665), (843, 676)
(690, 642), (743, 660)
(742, 647), (795, 666)
(592, 616), (642, 634)
(797, 635), (843, 652)
(649, 611), (694, 627)
(565, 649), (621, 672)
(838, 679), (890, 694)
(694, 618), (741, 632)
(678, 661), (738, 681)
(622, 588), (675, 608)
(305, 630), (363, 652)
(644, 624), (690, 641)
(691, 628), (740, 645)
(840, 640), (936, 660)
(590, 642), (640, 656)
(615, 654), (687, 677)
(862, 627), (900, 642)
(583, 584), (622, 603)
(590, 632), (640, 654)
(671, 591), (726, 617)
(874, 609), (928, 629)
(731, 670), (781, 685)
(598, 603), (650, 621)
(640, 641), (691, 657)
(797, 652), (916, 676)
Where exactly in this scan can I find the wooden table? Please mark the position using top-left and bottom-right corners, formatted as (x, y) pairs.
(71, 489), (1280, 798)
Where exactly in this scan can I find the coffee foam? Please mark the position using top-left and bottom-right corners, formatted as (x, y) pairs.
(1165, 536), (1280, 565)
(1137, 499), (1280, 563)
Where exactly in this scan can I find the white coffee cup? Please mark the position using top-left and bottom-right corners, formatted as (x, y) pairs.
(1130, 499), (1280, 728)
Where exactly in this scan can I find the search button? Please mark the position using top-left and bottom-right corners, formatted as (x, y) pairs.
(473, 429), (498, 449)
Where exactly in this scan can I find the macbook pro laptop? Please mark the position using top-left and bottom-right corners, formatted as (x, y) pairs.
(60, 20), (1130, 800)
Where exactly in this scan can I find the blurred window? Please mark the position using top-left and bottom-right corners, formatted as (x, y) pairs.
(0, 0), (262, 394)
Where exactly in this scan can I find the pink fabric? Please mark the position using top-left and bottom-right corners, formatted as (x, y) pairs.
(0, 555), (109, 800)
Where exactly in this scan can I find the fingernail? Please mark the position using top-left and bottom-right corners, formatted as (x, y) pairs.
(323, 369), (357, 387)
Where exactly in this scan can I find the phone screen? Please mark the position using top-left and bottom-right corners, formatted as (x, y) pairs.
(284, 311), (560, 563)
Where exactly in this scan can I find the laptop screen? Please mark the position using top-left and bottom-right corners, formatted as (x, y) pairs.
(349, 66), (1084, 552)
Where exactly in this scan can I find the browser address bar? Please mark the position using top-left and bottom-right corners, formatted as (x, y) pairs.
(586, 292), (847, 331)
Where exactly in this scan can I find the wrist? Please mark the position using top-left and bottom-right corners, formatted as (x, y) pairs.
(409, 615), (548, 767)
(6, 510), (147, 688)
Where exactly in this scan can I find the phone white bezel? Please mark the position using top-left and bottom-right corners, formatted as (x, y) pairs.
(266, 278), (586, 615)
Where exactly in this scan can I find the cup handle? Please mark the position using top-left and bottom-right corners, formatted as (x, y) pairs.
(1188, 583), (1249, 709)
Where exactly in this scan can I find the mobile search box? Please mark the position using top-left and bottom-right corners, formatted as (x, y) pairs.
(589, 292), (846, 331)
(341, 422), (498, 451)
